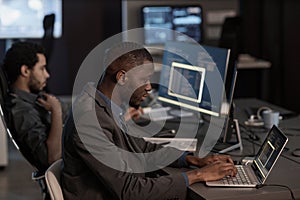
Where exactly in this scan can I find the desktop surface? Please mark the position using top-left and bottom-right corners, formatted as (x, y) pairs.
(162, 98), (300, 200)
(187, 156), (300, 200)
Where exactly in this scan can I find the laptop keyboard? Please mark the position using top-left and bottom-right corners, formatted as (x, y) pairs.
(221, 165), (253, 186)
(142, 107), (194, 121)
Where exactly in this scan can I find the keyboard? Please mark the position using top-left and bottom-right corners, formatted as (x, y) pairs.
(221, 165), (252, 186)
(142, 107), (194, 121)
(142, 107), (174, 121)
(206, 165), (258, 187)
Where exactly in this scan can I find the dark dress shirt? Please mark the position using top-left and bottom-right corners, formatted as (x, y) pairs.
(5, 89), (51, 172)
(62, 82), (189, 200)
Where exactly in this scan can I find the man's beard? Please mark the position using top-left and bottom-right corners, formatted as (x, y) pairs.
(129, 96), (140, 110)
(29, 85), (42, 94)
(29, 77), (43, 94)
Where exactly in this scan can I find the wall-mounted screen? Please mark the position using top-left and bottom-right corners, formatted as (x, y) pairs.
(142, 5), (203, 45)
(0, 0), (62, 39)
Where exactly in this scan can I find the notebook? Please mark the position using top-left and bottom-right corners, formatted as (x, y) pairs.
(206, 125), (288, 187)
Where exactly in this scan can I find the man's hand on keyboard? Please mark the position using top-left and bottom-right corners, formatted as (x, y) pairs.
(186, 154), (234, 167)
(186, 161), (237, 184)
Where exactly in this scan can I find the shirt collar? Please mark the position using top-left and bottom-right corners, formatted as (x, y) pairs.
(11, 88), (41, 104)
(95, 86), (128, 132)
(93, 85), (126, 121)
(81, 82), (129, 132)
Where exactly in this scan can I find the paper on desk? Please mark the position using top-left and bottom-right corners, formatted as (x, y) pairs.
(143, 137), (197, 152)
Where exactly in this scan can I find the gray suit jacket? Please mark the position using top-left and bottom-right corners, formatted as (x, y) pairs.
(62, 83), (188, 200)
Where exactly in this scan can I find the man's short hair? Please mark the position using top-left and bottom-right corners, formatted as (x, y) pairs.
(103, 42), (153, 81)
(2, 41), (46, 84)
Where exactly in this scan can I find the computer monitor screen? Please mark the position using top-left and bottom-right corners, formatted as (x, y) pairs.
(142, 5), (203, 45)
(158, 41), (230, 117)
(0, 0), (62, 39)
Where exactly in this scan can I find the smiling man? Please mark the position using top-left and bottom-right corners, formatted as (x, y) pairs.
(61, 42), (236, 200)
(2, 41), (62, 173)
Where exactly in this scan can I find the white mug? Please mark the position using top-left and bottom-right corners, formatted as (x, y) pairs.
(262, 110), (280, 129)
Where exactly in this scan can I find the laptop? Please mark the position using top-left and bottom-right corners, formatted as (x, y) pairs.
(206, 125), (288, 187)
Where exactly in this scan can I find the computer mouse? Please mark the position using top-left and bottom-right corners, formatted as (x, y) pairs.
(292, 149), (300, 157)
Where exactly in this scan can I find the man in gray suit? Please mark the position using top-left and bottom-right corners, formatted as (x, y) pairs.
(62, 42), (236, 200)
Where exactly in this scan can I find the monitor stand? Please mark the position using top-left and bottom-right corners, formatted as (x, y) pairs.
(218, 118), (243, 154)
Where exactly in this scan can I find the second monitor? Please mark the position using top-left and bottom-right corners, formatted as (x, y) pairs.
(142, 5), (203, 45)
(157, 41), (230, 117)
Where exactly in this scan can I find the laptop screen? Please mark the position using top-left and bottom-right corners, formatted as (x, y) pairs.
(252, 126), (288, 184)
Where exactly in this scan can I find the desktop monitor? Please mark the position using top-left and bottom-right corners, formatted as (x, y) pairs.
(221, 65), (238, 141)
(157, 41), (230, 117)
(142, 5), (203, 45)
(0, 0), (62, 39)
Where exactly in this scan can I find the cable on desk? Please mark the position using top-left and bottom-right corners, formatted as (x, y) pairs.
(256, 184), (296, 200)
(239, 123), (262, 140)
(239, 123), (261, 156)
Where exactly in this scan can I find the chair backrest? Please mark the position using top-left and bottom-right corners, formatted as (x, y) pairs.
(0, 104), (8, 166)
(219, 16), (243, 62)
(0, 69), (51, 198)
(45, 159), (64, 200)
(1, 103), (49, 198)
(0, 67), (9, 107)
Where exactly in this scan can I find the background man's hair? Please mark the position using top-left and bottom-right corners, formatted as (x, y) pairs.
(2, 41), (46, 84)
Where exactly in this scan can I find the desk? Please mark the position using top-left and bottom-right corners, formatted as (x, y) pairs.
(165, 98), (300, 200)
(237, 54), (271, 70)
(234, 98), (300, 165)
(165, 156), (300, 200)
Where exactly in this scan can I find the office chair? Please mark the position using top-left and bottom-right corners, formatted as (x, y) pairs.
(0, 68), (50, 199)
(219, 16), (242, 59)
(219, 16), (243, 101)
(0, 67), (8, 167)
(45, 159), (64, 200)
(0, 67), (9, 106)
(1, 105), (50, 199)
(0, 105), (8, 167)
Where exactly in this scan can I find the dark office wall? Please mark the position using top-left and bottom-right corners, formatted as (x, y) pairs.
(240, 0), (300, 112)
(48, 0), (121, 95)
(0, 0), (121, 96)
(281, 1), (300, 113)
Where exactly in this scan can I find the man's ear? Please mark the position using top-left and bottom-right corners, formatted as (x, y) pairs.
(116, 70), (127, 85)
(20, 65), (30, 77)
